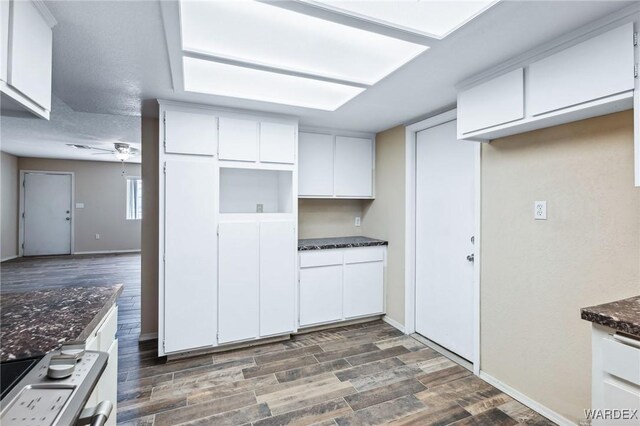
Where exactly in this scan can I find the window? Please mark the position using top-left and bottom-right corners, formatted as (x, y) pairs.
(126, 177), (142, 220)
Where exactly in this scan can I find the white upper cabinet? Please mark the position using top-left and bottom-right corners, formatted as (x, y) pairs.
(260, 122), (296, 164)
(299, 132), (374, 198)
(164, 109), (217, 155)
(335, 136), (374, 197)
(298, 132), (334, 197)
(0, 0), (55, 119)
(218, 117), (259, 162)
(457, 68), (524, 135)
(528, 23), (634, 116)
(457, 23), (636, 143)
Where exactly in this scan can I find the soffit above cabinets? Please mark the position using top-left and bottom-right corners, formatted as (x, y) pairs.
(161, 0), (498, 112)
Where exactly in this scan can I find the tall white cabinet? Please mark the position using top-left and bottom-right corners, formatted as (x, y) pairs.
(158, 100), (298, 356)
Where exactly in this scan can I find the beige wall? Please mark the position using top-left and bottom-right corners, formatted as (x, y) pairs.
(362, 125), (406, 326)
(140, 116), (159, 336)
(18, 157), (141, 253)
(1, 152), (19, 260)
(298, 199), (363, 239)
(481, 111), (640, 422)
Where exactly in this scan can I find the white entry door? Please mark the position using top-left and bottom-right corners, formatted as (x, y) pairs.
(23, 172), (72, 256)
(415, 120), (475, 361)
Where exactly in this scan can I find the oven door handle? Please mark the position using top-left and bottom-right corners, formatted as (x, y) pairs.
(77, 400), (113, 426)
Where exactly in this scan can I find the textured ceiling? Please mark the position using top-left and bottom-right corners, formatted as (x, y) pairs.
(1, 97), (141, 163)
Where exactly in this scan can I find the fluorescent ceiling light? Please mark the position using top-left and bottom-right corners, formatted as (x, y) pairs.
(179, 0), (428, 85)
(183, 57), (365, 111)
(304, 0), (497, 39)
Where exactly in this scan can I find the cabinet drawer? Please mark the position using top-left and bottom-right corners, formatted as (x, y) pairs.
(344, 247), (384, 264)
(603, 335), (640, 386)
(299, 250), (343, 268)
(97, 306), (118, 353)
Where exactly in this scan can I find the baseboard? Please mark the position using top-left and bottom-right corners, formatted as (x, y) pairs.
(138, 332), (158, 342)
(479, 371), (576, 426)
(1, 255), (19, 262)
(73, 249), (141, 255)
(383, 315), (405, 333)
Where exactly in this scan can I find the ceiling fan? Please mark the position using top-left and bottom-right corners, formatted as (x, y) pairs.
(67, 142), (140, 162)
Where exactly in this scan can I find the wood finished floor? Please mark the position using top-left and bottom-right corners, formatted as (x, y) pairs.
(2, 254), (555, 426)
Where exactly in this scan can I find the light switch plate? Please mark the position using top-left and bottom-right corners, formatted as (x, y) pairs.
(75, 203), (84, 209)
(534, 201), (547, 220)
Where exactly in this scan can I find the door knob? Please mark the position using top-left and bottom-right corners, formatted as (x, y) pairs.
(466, 253), (474, 262)
(66, 217), (70, 221)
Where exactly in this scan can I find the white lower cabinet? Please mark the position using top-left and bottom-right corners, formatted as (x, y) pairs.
(344, 261), (384, 319)
(591, 324), (640, 425)
(259, 221), (296, 337)
(218, 222), (260, 344)
(163, 158), (217, 353)
(299, 246), (385, 328)
(86, 304), (118, 426)
(299, 265), (343, 327)
(219, 220), (296, 344)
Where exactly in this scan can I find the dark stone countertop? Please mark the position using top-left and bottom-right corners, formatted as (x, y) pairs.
(581, 295), (640, 338)
(0, 284), (123, 362)
(298, 236), (388, 251)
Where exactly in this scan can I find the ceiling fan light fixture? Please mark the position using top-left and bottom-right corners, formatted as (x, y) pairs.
(114, 151), (131, 161)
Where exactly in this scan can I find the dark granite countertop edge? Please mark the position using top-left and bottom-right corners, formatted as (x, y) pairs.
(581, 308), (640, 338)
(298, 237), (388, 251)
(74, 284), (124, 342)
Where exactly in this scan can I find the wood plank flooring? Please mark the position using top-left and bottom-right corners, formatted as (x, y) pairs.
(2, 254), (556, 425)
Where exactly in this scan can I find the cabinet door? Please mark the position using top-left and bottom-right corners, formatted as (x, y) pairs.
(457, 68), (524, 135)
(299, 266), (343, 326)
(101, 339), (118, 426)
(10, 0), (52, 110)
(260, 122), (295, 164)
(298, 132), (334, 196)
(335, 136), (373, 197)
(529, 24), (634, 116)
(344, 261), (384, 319)
(259, 221), (295, 336)
(219, 222), (260, 343)
(164, 110), (217, 155)
(0, 0), (9, 82)
(164, 159), (217, 353)
(219, 117), (258, 161)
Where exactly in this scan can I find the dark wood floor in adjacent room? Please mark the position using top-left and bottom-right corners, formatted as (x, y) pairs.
(2, 254), (555, 425)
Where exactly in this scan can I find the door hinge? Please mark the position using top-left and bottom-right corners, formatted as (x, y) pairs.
(162, 340), (165, 350)
(22, 180), (25, 187)
(216, 333), (219, 342)
(21, 212), (24, 218)
(163, 112), (167, 148)
(163, 163), (167, 174)
(634, 32), (638, 47)
(216, 225), (219, 236)
(21, 243), (24, 249)
(635, 63), (638, 78)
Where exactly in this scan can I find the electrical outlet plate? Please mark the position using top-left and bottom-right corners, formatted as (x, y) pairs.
(534, 201), (547, 220)
(355, 216), (361, 227)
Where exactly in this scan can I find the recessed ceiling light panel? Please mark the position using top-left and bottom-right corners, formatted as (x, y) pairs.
(305, 0), (497, 39)
(183, 57), (365, 111)
(179, 0), (428, 85)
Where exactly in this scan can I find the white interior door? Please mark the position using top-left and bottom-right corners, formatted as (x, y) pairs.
(23, 172), (72, 256)
(415, 120), (475, 361)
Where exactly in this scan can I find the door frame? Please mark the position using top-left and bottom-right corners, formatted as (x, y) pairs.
(404, 109), (482, 375)
(19, 170), (75, 256)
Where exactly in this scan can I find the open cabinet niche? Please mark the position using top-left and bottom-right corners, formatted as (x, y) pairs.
(219, 167), (293, 214)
